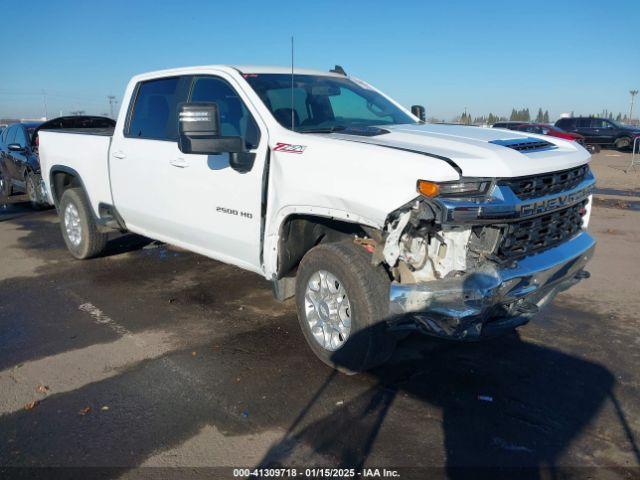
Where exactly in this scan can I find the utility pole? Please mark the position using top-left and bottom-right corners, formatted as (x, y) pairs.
(630, 90), (638, 124)
(107, 95), (117, 118)
(42, 90), (48, 120)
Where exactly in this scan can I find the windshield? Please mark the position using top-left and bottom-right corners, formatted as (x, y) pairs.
(243, 74), (416, 132)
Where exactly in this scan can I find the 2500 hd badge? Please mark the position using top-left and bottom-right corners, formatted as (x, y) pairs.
(216, 206), (253, 219)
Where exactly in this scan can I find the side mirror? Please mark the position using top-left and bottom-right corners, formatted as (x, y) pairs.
(178, 102), (255, 173)
(411, 105), (426, 122)
(8, 143), (25, 152)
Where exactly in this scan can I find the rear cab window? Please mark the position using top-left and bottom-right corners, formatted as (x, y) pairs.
(126, 76), (192, 140)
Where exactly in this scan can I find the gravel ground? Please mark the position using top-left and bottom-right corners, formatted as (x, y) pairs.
(0, 150), (638, 479)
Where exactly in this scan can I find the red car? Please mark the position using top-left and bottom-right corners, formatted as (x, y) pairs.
(509, 123), (585, 143)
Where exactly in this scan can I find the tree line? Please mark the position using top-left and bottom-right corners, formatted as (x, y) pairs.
(452, 107), (633, 125)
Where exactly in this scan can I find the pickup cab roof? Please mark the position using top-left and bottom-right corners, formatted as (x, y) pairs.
(132, 65), (346, 81)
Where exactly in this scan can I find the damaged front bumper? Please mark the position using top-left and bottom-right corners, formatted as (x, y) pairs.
(388, 231), (595, 340)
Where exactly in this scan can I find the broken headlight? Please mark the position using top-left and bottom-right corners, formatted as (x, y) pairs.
(417, 179), (492, 198)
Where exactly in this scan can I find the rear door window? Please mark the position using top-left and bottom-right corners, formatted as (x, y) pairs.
(127, 76), (191, 140)
(576, 119), (591, 128)
(4, 126), (16, 144)
(13, 126), (27, 146)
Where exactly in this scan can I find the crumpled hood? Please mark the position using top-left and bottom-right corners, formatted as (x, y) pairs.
(327, 123), (591, 178)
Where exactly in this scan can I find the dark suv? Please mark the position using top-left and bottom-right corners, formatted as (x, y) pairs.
(555, 117), (640, 150)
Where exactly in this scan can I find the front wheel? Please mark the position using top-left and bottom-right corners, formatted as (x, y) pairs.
(295, 241), (396, 373)
(59, 188), (108, 259)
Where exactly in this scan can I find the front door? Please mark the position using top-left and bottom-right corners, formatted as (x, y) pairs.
(589, 118), (615, 144)
(9, 125), (29, 184)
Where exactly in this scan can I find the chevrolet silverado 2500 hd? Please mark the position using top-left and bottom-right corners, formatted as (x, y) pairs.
(38, 65), (595, 371)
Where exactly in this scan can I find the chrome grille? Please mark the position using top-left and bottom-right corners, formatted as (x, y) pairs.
(499, 165), (590, 200)
(496, 200), (587, 260)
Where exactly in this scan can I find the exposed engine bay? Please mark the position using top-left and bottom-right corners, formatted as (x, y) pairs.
(373, 198), (499, 284)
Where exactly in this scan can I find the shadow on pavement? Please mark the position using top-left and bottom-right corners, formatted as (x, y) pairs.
(259, 328), (620, 478)
(0, 315), (632, 479)
(0, 199), (36, 222)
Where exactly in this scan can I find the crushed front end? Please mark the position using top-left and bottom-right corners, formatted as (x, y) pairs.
(380, 164), (596, 340)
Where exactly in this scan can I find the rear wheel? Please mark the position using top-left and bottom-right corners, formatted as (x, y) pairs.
(26, 171), (48, 209)
(615, 136), (631, 150)
(295, 241), (396, 373)
(59, 188), (108, 259)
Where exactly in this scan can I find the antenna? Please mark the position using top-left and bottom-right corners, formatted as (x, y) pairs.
(290, 36), (295, 131)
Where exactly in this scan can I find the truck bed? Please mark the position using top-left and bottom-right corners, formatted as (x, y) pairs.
(38, 129), (114, 213)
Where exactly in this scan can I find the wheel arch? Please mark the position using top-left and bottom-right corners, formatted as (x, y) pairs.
(49, 165), (88, 209)
(273, 211), (382, 280)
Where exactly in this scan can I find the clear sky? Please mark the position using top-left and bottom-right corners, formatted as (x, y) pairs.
(1, 0), (638, 121)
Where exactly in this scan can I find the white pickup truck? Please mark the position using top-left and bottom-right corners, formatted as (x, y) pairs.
(39, 65), (595, 372)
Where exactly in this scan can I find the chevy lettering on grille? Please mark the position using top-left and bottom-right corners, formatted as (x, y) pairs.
(437, 169), (595, 224)
(518, 186), (593, 218)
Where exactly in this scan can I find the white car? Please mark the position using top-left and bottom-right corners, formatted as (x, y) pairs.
(38, 65), (595, 372)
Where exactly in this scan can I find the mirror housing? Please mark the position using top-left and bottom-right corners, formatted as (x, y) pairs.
(178, 102), (255, 173)
(411, 105), (426, 122)
(8, 143), (25, 152)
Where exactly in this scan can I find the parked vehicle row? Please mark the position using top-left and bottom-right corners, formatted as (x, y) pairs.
(37, 65), (595, 373)
(505, 123), (586, 144)
(493, 117), (640, 152)
(0, 116), (115, 208)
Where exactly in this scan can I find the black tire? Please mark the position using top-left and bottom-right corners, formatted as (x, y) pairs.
(586, 144), (600, 154)
(295, 241), (396, 374)
(58, 188), (108, 259)
(615, 136), (631, 150)
(26, 171), (48, 210)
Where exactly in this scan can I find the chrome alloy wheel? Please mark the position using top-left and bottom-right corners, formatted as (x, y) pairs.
(64, 203), (82, 247)
(304, 270), (352, 351)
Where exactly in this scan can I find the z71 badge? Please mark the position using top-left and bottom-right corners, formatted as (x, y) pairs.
(273, 142), (306, 154)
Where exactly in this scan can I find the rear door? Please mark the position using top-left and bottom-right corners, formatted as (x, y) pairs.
(109, 75), (192, 236)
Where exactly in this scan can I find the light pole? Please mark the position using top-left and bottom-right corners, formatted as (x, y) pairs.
(630, 90), (638, 124)
(107, 95), (117, 119)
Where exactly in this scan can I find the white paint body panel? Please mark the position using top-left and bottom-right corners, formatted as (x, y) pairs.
(38, 65), (591, 280)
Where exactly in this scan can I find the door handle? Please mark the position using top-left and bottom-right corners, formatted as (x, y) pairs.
(169, 158), (189, 168)
(112, 151), (126, 159)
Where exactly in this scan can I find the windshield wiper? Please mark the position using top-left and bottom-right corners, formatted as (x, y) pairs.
(298, 126), (347, 134)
